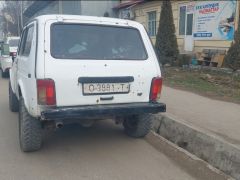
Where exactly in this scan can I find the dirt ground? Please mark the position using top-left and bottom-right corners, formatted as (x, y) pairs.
(163, 67), (240, 104)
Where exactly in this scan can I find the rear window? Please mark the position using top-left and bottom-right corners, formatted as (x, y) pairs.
(51, 24), (148, 60)
(8, 39), (19, 47)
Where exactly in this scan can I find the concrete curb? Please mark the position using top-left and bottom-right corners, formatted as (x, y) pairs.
(152, 114), (240, 180)
(146, 132), (233, 180)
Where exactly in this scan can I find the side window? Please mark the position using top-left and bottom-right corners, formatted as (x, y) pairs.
(18, 29), (27, 55)
(19, 26), (34, 57)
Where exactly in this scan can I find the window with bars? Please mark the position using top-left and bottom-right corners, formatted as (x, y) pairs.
(148, 11), (157, 37)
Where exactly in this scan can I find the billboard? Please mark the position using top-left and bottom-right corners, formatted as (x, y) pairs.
(194, 1), (237, 41)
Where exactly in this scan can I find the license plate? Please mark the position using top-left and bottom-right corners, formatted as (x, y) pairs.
(83, 83), (130, 95)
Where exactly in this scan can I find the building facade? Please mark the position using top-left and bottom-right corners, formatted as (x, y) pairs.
(115, 0), (240, 53)
(23, 0), (119, 23)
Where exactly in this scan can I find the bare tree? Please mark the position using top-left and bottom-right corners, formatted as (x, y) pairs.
(0, 1), (23, 36)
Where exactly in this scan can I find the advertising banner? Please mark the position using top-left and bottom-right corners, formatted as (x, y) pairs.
(194, 1), (237, 41)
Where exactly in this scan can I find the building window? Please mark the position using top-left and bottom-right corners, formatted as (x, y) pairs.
(179, 5), (193, 36)
(186, 14), (193, 35)
(148, 11), (156, 37)
(179, 6), (186, 35)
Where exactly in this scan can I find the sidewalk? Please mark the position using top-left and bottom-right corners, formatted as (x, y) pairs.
(161, 86), (240, 148)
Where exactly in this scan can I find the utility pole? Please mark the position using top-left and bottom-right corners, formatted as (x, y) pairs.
(20, 1), (23, 29)
(59, 0), (63, 14)
(17, 13), (20, 36)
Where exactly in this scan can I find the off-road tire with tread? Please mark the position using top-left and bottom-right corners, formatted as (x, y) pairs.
(9, 81), (19, 112)
(19, 98), (43, 152)
(123, 114), (154, 138)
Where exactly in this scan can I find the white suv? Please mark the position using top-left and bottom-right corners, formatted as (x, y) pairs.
(9, 15), (166, 152)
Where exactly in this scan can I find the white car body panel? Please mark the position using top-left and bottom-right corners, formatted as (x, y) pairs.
(10, 15), (161, 117)
(11, 21), (38, 116)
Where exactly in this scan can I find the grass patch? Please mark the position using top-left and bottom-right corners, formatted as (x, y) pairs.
(164, 67), (240, 104)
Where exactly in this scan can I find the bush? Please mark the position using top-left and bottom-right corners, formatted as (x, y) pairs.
(176, 54), (191, 67)
(224, 12), (240, 71)
(155, 1), (179, 66)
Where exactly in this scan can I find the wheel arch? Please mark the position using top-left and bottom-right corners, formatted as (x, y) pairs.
(9, 69), (16, 94)
(17, 80), (29, 111)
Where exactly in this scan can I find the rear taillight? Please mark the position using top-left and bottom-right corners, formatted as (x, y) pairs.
(150, 77), (163, 102)
(9, 52), (17, 57)
(37, 79), (56, 105)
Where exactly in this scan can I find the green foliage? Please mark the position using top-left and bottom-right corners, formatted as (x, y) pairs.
(155, 1), (179, 65)
(103, 12), (109, 17)
(224, 13), (240, 71)
(177, 54), (191, 67)
(165, 68), (240, 104)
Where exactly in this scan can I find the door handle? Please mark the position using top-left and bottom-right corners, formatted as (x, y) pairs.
(100, 96), (114, 101)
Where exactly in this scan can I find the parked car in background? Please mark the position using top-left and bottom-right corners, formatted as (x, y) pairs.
(0, 43), (11, 78)
(9, 15), (166, 152)
(0, 40), (4, 55)
(0, 41), (4, 68)
(6, 36), (20, 54)
(0, 37), (20, 78)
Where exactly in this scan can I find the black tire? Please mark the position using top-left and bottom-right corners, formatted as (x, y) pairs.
(123, 114), (154, 138)
(9, 81), (19, 112)
(19, 98), (43, 152)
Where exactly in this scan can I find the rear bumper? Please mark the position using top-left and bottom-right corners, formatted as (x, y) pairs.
(40, 102), (166, 121)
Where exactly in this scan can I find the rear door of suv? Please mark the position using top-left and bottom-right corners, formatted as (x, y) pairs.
(44, 19), (160, 107)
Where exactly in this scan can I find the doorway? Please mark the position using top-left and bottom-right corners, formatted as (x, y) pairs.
(184, 12), (194, 52)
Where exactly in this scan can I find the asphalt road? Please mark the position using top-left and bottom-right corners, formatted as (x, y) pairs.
(0, 77), (196, 180)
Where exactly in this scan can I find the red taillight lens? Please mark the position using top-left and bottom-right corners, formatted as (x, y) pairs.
(150, 77), (163, 102)
(9, 52), (17, 57)
(37, 79), (56, 105)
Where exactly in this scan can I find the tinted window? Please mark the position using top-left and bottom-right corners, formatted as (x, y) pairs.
(51, 24), (147, 60)
(8, 39), (19, 47)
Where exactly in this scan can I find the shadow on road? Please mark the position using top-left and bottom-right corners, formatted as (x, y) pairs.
(42, 120), (132, 152)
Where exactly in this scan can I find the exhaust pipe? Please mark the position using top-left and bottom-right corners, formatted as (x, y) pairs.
(56, 122), (63, 129)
